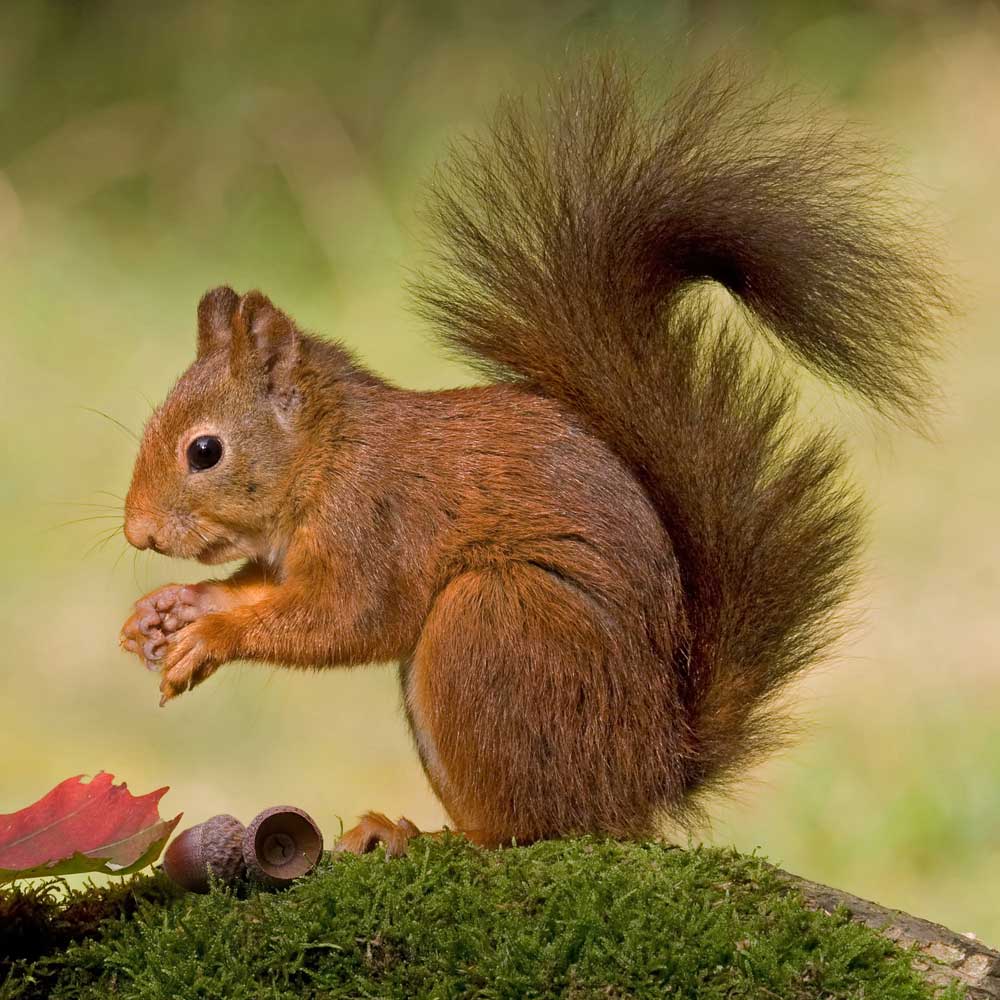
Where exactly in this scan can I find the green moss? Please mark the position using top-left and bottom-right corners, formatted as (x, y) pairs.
(0, 838), (959, 1000)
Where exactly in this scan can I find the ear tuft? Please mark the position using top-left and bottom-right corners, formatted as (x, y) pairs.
(196, 286), (240, 358)
(234, 290), (301, 409)
(235, 291), (280, 348)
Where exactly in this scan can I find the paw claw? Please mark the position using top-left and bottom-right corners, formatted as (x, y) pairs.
(155, 623), (220, 704)
(137, 612), (162, 636)
(142, 637), (165, 662)
(121, 584), (223, 699)
(121, 583), (216, 671)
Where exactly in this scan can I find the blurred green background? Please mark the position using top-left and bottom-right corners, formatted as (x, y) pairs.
(1, 0), (997, 942)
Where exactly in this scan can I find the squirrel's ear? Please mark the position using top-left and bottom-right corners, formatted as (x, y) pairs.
(234, 291), (302, 412)
(196, 286), (240, 359)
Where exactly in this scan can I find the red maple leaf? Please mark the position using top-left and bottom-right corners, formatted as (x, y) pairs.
(0, 772), (182, 882)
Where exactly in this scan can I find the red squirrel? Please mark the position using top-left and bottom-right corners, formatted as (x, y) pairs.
(119, 64), (948, 855)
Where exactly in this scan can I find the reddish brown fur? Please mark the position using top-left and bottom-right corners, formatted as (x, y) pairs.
(120, 62), (948, 851)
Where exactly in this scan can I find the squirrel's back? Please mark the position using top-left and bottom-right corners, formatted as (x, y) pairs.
(413, 60), (950, 813)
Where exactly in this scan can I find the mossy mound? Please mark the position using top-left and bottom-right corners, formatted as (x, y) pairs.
(0, 837), (956, 999)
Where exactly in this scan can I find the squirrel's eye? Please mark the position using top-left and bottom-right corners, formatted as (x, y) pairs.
(187, 435), (223, 472)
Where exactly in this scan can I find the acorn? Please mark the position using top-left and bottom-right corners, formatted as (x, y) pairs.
(242, 805), (323, 889)
(162, 813), (247, 893)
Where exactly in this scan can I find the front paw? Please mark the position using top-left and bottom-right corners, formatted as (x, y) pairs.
(158, 618), (224, 706)
(120, 584), (213, 670)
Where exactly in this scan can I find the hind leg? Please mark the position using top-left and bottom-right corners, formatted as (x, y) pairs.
(399, 564), (685, 846)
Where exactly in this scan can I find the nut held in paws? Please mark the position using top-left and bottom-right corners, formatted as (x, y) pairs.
(243, 805), (323, 888)
(162, 814), (247, 893)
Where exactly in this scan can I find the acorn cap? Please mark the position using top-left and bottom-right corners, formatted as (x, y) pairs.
(243, 805), (323, 888)
(162, 814), (247, 893)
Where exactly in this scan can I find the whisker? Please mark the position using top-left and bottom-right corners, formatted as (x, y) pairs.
(83, 525), (124, 559)
(47, 514), (123, 531)
(79, 406), (140, 442)
(45, 500), (124, 511)
(111, 541), (131, 574)
(191, 526), (213, 546)
(96, 530), (122, 555)
(129, 394), (174, 454)
(126, 500), (172, 519)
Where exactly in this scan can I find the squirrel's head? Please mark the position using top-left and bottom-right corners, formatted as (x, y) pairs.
(123, 286), (304, 564)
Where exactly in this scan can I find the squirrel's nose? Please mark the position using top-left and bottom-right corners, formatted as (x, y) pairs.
(124, 515), (159, 551)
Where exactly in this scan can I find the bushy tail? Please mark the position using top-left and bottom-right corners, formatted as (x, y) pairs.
(413, 62), (949, 805)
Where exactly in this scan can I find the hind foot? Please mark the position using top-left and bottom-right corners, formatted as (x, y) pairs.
(333, 812), (421, 859)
